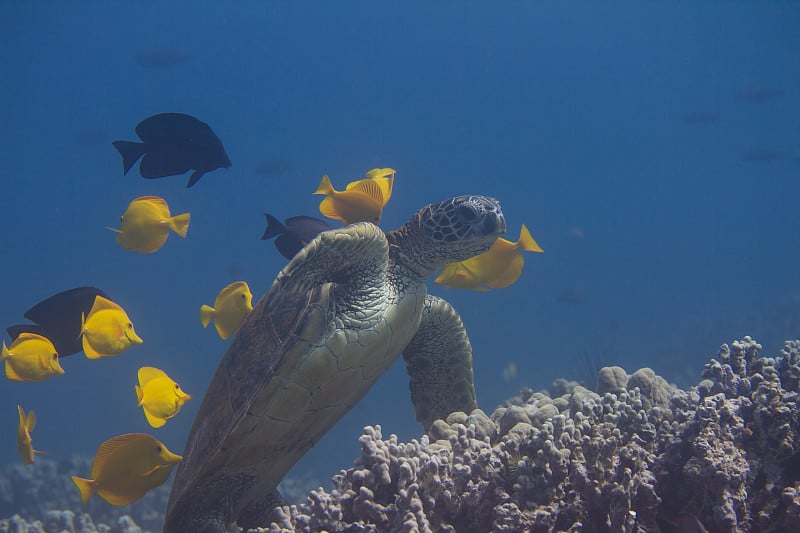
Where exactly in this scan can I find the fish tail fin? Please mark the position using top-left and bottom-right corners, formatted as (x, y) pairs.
(0, 342), (8, 361)
(200, 305), (214, 328)
(169, 213), (191, 238)
(517, 224), (544, 253)
(111, 141), (146, 175)
(186, 170), (206, 188)
(313, 174), (335, 196)
(135, 384), (144, 406)
(71, 476), (95, 505)
(261, 214), (286, 240)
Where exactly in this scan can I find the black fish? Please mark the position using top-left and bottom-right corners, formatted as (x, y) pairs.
(135, 47), (191, 69)
(261, 214), (332, 260)
(112, 113), (231, 187)
(7, 287), (109, 357)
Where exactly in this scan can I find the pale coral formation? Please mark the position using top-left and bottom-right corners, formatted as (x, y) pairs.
(3, 337), (800, 533)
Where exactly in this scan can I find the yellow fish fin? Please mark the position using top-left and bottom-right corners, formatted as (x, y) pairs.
(363, 167), (395, 181)
(137, 195), (171, 215)
(318, 197), (348, 224)
(485, 254), (525, 289)
(517, 224), (543, 253)
(313, 174), (336, 195)
(71, 476), (95, 505)
(5, 363), (27, 382)
(105, 226), (121, 234)
(215, 281), (250, 304)
(25, 410), (36, 432)
(168, 212), (190, 238)
(215, 321), (234, 341)
(88, 295), (124, 316)
(0, 341), (8, 361)
(97, 488), (141, 507)
(81, 336), (105, 360)
(199, 305), (215, 328)
(143, 408), (167, 428)
(138, 366), (168, 386)
(346, 178), (385, 205)
(135, 384), (144, 406)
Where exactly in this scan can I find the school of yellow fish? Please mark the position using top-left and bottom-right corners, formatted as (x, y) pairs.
(5, 166), (543, 507)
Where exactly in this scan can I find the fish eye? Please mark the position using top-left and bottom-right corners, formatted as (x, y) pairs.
(52, 354), (57, 359)
(127, 322), (133, 328)
(175, 384), (180, 389)
(156, 445), (162, 452)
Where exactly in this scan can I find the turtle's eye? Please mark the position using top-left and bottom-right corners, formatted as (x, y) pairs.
(456, 204), (479, 222)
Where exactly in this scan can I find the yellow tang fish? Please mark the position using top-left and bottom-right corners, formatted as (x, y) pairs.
(80, 295), (143, 359)
(135, 366), (192, 428)
(108, 196), (190, 253)
(200, 281), (253, 340)
(313, 169), (394, 224)
(71, 433), (182, 506)
(17, 405), (44, 466)
(1, 333), (64, 382)
(435, 224), (543, 291)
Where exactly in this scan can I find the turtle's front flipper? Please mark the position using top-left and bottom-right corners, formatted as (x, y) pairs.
(402, 294), (478, 431)
(272, 222), (388, 296)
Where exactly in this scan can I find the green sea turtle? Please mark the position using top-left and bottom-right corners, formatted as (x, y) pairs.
(164, 195), (506, 532)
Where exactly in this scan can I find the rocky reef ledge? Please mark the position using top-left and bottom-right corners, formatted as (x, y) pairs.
(3, 337), (800, 533)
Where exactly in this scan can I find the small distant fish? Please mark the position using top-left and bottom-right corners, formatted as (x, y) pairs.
(567, 227), (585, 239)
(112, 113), (231, 187)
(80, 296), (143, 359)
(7, 287), (109, 357)
(17, 405), (44, 466)
(261, 214), (333, 260)
(71, 433), (182, 506)
(134, 47), (190, 69)
(741, 149), (784, 163)
(502, 361), (518, 383)
(736, 84), (783, 103)
(1, 333), (64, 382)
(254, 159), (290, 179)
(135, 367), (191, 428)
(200, 281), (254, 340)
(557, 287), (589, 305)
(313, 169), (395, 224)
(435, 224), (543, 291)
(680, 111), (720, 125)
(108, 196), (190, 253)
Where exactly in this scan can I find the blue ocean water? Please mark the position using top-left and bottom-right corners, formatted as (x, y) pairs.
(1, 0), (798, 503)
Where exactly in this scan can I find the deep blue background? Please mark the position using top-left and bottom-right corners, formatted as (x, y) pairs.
(2, 1), (798, 497)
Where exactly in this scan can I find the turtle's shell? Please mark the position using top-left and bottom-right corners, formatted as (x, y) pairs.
(166, 223), (425, 528)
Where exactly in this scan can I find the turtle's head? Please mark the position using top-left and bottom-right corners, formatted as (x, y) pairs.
(392, 195), (505, 274)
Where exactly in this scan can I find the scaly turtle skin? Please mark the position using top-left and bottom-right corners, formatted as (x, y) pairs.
(164, 195), (506, 532)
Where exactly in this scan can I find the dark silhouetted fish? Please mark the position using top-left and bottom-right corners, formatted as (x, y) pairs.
(737, 84), (783, 103)
(7, 287), (109, 357)
(135, 47), (191, 69)
(254, 159), (290, 179)
(557, 287), (589, 305)
(680, 111), (720, 125)
(112, 113), (231, 187)
(741, 149), (784, 163)
(261, 214), (332, 260)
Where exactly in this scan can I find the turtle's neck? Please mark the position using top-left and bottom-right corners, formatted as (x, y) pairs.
(385, 220), (437, 289)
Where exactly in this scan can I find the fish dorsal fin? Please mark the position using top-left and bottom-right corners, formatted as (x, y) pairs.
(215, 281), (248, 305)
(15, 332), (50, 345)
(138, 366), (167, 387)
(92, 433), (149, 476)
(87, 296), (123, 317)
(134, 196), (171, 217)
(26, 410), (36, 432)
(362, 168), (395, 203)
(517, 224), (543, 253)
(345, 178), (384, 204)
(17, 405), (26, 427)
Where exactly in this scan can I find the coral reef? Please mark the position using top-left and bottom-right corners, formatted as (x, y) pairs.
(264, 337), (800, 532)
(3, 337), (800, 533)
